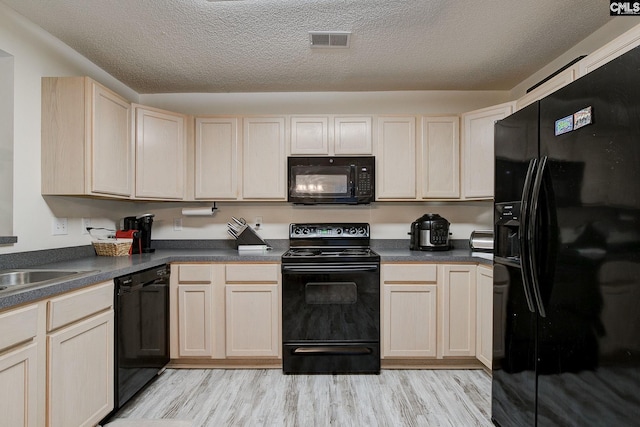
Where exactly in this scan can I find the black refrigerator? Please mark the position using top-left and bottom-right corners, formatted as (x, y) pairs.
(492, 45), (640, 426)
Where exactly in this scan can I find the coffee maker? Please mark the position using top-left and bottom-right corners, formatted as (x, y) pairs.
(123, 214), (155, 253)
(409, 213), (451, 251)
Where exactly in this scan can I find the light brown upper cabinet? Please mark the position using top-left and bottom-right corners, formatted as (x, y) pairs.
(420, 116), (460, 199)
(42, 77), (132, 197)
(334, 116), (373, 154)
(290, 115), (373, 155)
(290, 116), (329, 155)
(461, 102), (514, 199)
(376, 116), (417, 200)
(133, 105), (187, 200)
(243, 117), (287, 200)
(194, 117), (239, 200)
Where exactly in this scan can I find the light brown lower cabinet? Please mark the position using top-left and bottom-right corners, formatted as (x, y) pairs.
(382, 264), (438, 358)
(172, 263), (225, 359)
(0, 282), (115, 427)
(0, 305), (39, 427)
(46, 281), (114, 427)
(476, 265), (494, 368)
(383, 262), (487, 365)
(170, 263), (281, 360)
(177, 284), (214, 357)
(440, 264), (477, 357)
(47, 310), (113, 427)
(225, 284), (279, 357)
(383, 284), (437, 357)
(225, 264), (280, 358)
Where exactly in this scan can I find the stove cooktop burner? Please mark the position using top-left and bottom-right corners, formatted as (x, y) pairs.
(282, 247), (379, 260)
(286, 249), (322, 257)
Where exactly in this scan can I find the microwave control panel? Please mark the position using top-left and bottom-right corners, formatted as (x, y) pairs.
(357, 166), (373, 196)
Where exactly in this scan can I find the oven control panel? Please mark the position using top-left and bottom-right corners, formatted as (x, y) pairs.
(290, 223), (369, 238)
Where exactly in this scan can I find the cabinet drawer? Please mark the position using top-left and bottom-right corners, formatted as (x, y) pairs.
(225, 264), (279, 283)
(47, 281), (113, 331)
(176, 264), (213, 283)
(0, 304), (38, 352)
(382, 264), (437, 283)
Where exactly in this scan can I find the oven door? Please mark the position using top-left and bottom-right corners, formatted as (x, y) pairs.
(282, 262), (380, 342)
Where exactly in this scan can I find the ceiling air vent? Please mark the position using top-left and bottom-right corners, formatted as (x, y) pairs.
(309, 31), (351, 48)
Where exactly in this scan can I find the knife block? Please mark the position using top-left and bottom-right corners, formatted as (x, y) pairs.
(235, 226), (268, 247)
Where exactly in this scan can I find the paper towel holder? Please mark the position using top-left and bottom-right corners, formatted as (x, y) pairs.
(181, 202), (219, 217)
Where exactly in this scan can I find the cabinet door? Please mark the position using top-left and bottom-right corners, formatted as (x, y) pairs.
(47, 310), (114, 427)
(41, 77), (132, 198)
(420, 116), (460, 198)
(461, 103), (513, 199)
(242, 117), (286, 199)
(334, 116), (372, 154)
(515, 67), (575, 111)
(578, 25), (640, 76)
(90, 81), (132, 196)
(440, 264), (476, 357)
(195, 117), (239, 199)
(225, 284), (279, 357)
(290, 116), (329, 155)
(0, 343), (38, 427)
(135, 106), (186, 199)
(383, 284), (437, 358)
(476, 265), (493, 368)
(376, 116), (416, 199)
(177, 285), (213, 357)
(171, 264), (225, 360)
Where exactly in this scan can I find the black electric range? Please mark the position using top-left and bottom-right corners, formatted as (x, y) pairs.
(281, 223), (381, 374)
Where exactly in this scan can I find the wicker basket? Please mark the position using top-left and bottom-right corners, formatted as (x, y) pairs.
(92, 239), (133, 256)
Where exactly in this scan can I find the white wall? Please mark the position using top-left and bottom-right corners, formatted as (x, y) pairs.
(141, 200), (493, 243)
(0, 52), (13, 237)
(0, 4), (138, 254)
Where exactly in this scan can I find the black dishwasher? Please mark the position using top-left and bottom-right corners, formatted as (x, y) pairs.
(110, 264), (170, 417)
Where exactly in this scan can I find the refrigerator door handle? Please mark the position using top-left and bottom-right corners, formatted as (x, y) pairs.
(518, 158), (538, 313)
(528, 155), (548, 318)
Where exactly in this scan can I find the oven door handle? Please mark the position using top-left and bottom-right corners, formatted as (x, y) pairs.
(291, 346), (373, 355)
(282, 264), (379, 273)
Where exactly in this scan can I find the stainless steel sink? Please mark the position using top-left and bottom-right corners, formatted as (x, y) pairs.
(0, 269), (97, 292)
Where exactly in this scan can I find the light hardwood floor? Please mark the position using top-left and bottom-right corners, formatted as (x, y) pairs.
(109, 368), (492, 426)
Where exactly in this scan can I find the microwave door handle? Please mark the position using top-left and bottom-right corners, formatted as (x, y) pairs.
(351, 165), (357, 197)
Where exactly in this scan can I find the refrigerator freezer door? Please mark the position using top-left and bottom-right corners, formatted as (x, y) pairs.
(492, 102), (540, 427)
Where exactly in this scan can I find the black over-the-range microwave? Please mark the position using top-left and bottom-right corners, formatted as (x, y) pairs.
(287, 156), (375, 205)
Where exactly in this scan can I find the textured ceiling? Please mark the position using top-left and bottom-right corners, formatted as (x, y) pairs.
(1, 0), (612, 94)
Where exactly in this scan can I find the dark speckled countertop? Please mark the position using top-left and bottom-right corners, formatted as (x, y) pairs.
(0, 239), (492, 310)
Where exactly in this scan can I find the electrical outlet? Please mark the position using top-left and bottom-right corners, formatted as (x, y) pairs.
(82, 218), (91, 234)
(174, 218), (183, 231)
(255, 216), (263, 229)
(52, 217), (68, 235)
